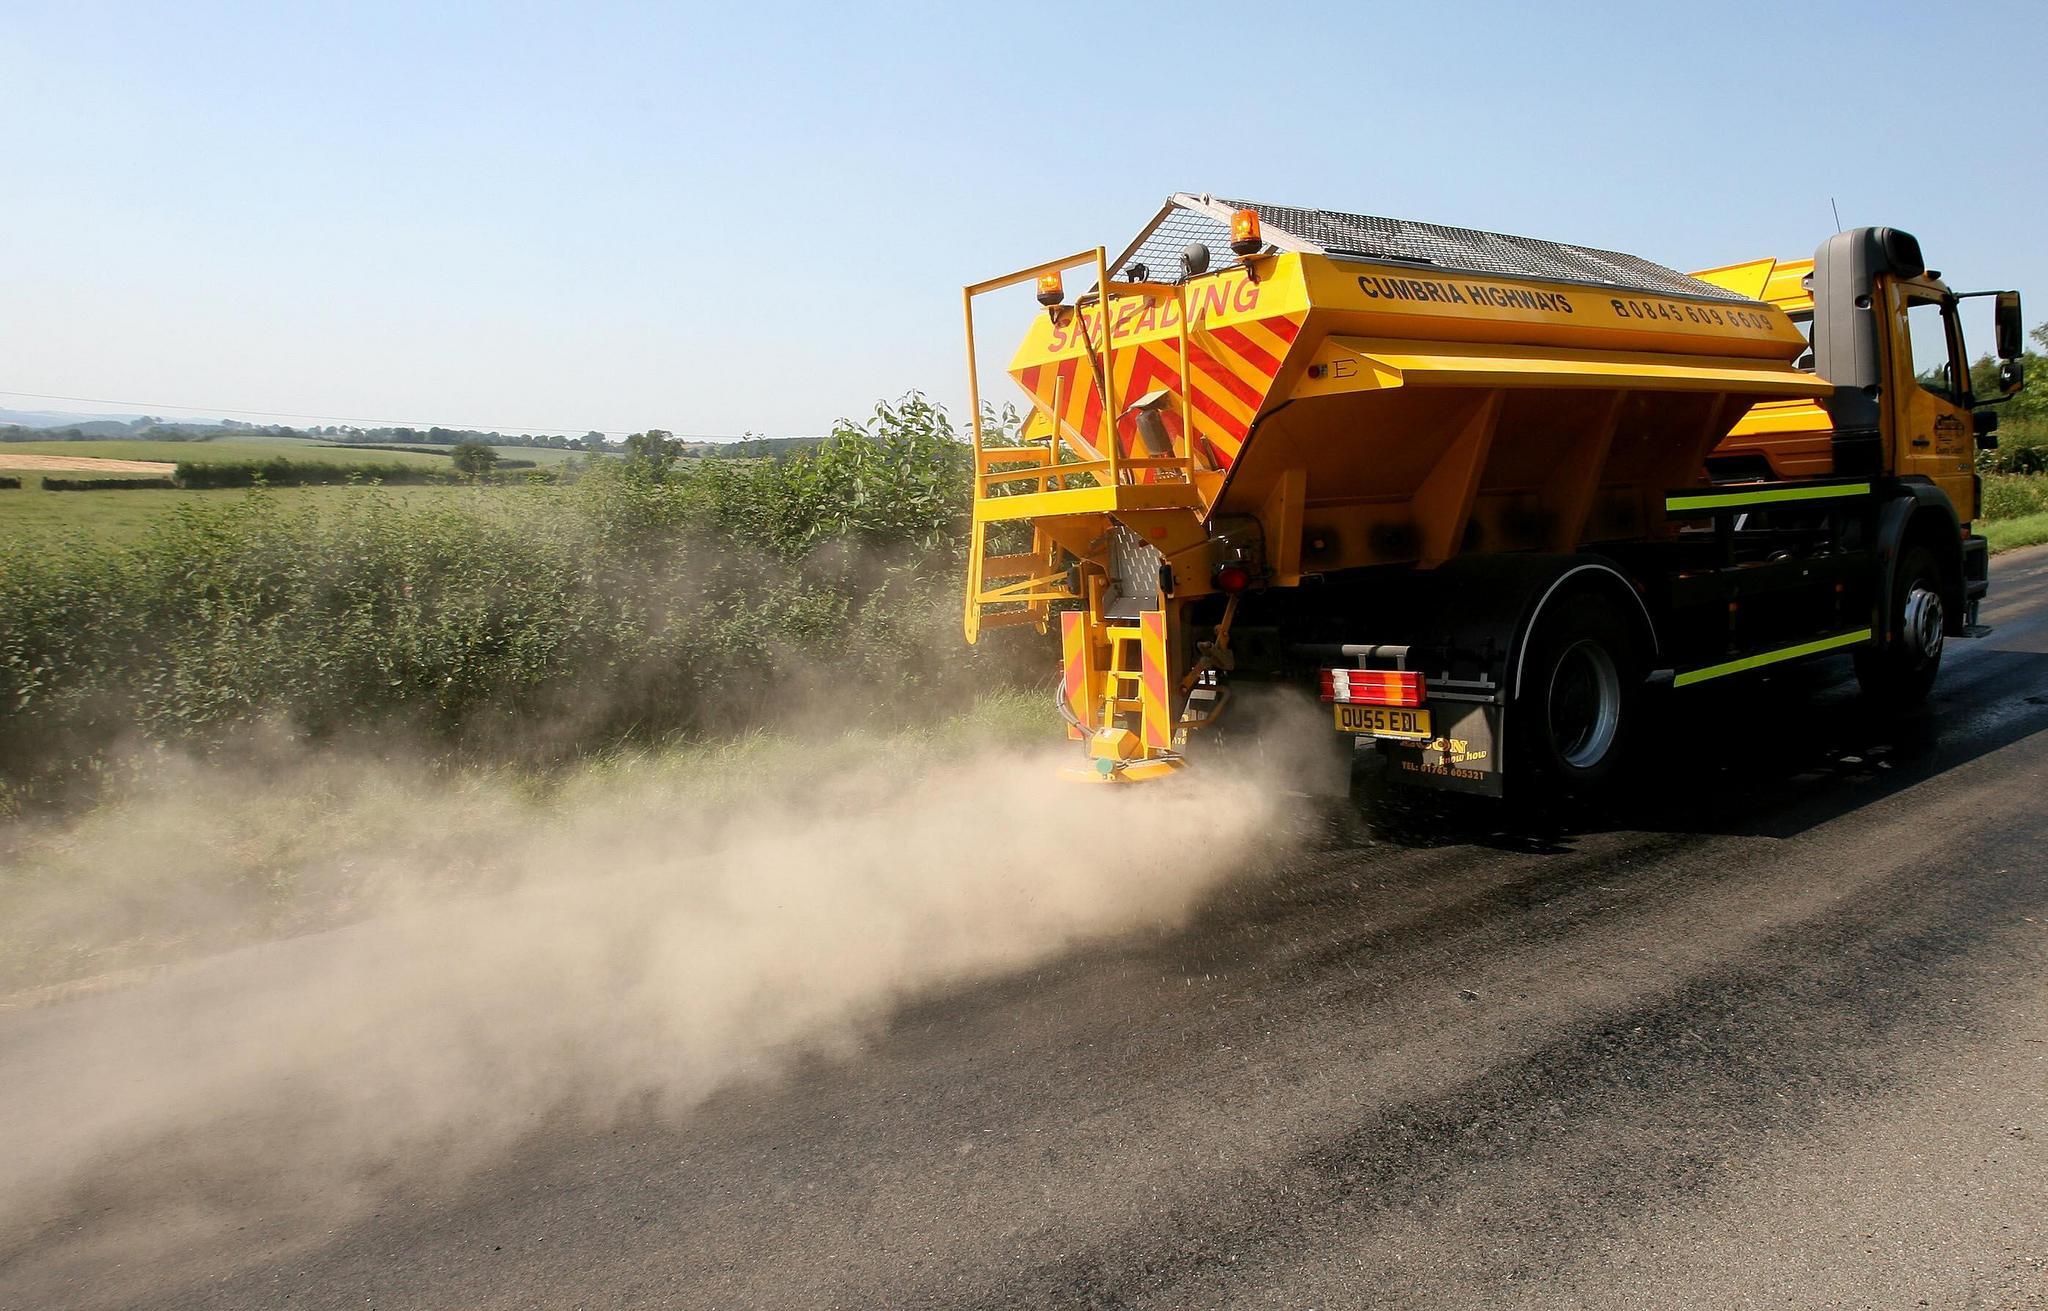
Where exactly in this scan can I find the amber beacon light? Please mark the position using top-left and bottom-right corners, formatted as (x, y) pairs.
(1229, 207), (1263, 256)
(1035, 271), (1065, 307)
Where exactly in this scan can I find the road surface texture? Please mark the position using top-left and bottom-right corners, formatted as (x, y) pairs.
(10, 547), (2048, 1310)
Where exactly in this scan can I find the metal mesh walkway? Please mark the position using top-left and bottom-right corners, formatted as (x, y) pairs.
(1118, 194), (1750, 302)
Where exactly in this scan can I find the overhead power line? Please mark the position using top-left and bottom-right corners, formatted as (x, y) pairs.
(0, 388), (777, 442)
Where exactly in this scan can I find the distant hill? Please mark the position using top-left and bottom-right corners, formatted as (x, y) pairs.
(2, 422), (265, 443)
(0, 408), (151, 429)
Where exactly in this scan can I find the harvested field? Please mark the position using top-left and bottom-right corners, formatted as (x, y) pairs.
(0, 453), (177, 476)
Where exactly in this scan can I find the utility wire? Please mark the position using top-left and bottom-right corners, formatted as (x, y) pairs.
(0, 389), (775, 442)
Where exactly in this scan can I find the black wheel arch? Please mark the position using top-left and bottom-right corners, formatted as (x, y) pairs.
(1412, 552), (1659, 701)
(1875, 482), (1966, 637)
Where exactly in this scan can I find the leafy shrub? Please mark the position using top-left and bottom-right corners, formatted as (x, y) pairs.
(449, 441), (500, 476)
(1978, 420), (2048, 475)
(1981, 473), (2048, 520)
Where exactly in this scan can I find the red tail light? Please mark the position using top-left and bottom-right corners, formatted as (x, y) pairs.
(1318, 668), (1425, 707)
(1212, 563), (1252, 594)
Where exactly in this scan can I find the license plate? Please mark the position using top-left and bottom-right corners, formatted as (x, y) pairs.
(1334, 704), (1431, 739)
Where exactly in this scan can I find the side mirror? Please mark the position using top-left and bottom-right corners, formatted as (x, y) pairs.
(1973, 408), (2000, 442)
(1999, 357), (2026, 396)
(1995, 290), (2024, 360)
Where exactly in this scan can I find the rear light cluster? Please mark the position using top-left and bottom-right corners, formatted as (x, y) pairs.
(1211, 562), (1254, 593)
(1318, 668), (1426, 707)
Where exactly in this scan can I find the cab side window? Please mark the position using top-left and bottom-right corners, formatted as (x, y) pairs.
(1905, 298), (1961, 403)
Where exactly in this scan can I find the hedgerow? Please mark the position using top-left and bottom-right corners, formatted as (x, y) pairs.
(41, 477), (179, 491)
(0, 396), (1036, 803)
(174, 459), (466, 488)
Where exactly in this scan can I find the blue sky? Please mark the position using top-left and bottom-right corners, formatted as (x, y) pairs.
(3, 0), (2042, 437)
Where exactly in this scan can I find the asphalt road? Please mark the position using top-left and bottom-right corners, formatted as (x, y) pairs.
(11, 548), (2048, 1310)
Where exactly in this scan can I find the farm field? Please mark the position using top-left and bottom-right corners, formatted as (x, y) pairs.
(0, 482), (543, 544)
(0, 437), (450, 491)
(2, 434), (590, 466)
(0, 435), (593, 495)
(0, 436), (448, 467)
(0, 453), (176, 476)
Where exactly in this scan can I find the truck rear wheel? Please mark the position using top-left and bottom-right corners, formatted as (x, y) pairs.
(1854, 544), (1944, 706)
(1514, 592), (1642, 797)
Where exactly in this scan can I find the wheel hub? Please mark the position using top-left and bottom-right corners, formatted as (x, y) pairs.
(1549, 639), (1621, 770)
(1903, 585), (1944, 661)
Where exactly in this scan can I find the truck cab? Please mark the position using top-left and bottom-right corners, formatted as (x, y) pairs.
(1697, 233), (2025, 531)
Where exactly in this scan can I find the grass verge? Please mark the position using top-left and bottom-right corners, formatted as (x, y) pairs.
(1986, 511), (2048, 555)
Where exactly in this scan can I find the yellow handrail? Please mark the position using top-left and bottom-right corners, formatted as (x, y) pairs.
(964, 246), (1132, 497)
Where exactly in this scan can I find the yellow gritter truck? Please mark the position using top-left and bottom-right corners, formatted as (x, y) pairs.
(961, 195), (2027, 796)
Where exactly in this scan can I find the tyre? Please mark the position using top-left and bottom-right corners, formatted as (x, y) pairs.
(1513, 591), (1642, 798)
(1854, 543), (1944, 706)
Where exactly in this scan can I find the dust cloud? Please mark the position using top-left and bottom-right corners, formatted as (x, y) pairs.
(0, 731), (1310, 1292)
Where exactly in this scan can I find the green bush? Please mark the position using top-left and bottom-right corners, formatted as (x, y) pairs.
(0, 395), (1035, 800)
(1982, 473), (2048, 520)
(1978, 419), (2048, 475)
(0, 476), (19, 490)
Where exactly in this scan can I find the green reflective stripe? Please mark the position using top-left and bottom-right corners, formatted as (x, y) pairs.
(1673, 628), (1873, 688)
(1666, 482), (1871, 513)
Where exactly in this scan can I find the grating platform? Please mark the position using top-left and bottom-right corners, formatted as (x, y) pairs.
(1117, 193), (1751, 303)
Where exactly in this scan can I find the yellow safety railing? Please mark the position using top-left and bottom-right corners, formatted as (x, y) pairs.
(964, 247), (1117, 488)
(962, 250), (1201, 497)
(961, 247), (1207, 645)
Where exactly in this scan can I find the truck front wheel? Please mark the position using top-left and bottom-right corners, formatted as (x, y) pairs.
(1854, 544), (1944, 706)
(1514, 592), (1642, 797)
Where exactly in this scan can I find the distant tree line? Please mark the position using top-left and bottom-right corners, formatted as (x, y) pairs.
(0, 413), (825, 459)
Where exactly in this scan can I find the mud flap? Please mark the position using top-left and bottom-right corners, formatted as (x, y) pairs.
(1383, 702), (1504, 797)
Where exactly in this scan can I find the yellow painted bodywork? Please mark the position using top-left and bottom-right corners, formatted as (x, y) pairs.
(1699, 256), (1978, 517)
(1692, 257), (1814, 312)
(964, 231), (1830, 778)
(1883, 274), (1980, 521)
(1694, 256), (1834, 479)
(1298, 337), (1829, 398)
